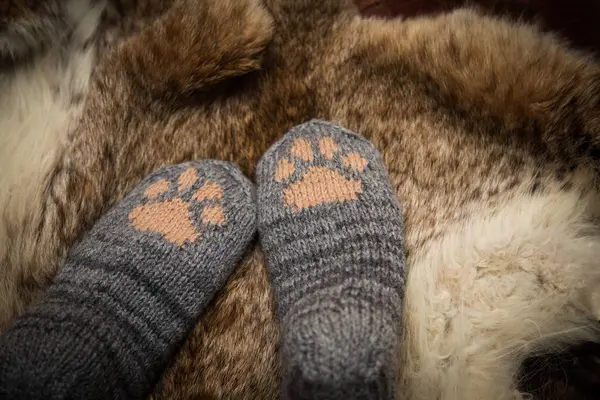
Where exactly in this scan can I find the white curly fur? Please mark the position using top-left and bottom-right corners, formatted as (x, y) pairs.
(402, 173), (600, 399)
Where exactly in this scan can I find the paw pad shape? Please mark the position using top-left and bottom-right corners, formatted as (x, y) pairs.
(128, 167), (226, 246)
(275, 136), (369, 211)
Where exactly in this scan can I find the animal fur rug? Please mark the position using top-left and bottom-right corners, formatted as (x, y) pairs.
(1, 0), (600, 399)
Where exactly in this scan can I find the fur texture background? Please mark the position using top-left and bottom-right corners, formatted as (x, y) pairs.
(355, 2), (600, 398)
(1, 0), (600, 399)
(358, 0), (600, 56)
(356, 2), (600, 398)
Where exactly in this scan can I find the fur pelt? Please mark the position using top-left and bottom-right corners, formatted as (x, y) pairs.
(359, 0), (600, 57)
(1, 0), (600, 399)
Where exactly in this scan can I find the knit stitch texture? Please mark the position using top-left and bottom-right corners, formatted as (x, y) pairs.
(257, 120), (406, 400)
(0, 160), (256, 399)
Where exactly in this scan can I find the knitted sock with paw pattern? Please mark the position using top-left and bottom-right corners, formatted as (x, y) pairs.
(257, 120), (406, 399)
(0, 160), (256, 399)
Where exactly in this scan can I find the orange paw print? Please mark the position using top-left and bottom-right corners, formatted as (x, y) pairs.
(128, 167), (226, 246)
(275, 136), (369, 212)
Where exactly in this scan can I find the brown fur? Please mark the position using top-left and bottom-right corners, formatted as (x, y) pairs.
(3, 0), (600, 398)
(0, 0), (66, 60)
(359, 0), (600, 57)
(0, 0), (172, 62)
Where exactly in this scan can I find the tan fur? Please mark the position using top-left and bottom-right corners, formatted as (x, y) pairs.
(2, 0), (600, 398)
(0, 0), (105, 326)
(0, 0), (66, 60)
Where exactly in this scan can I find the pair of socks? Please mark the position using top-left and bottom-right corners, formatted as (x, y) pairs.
(0, 120), (405, 400)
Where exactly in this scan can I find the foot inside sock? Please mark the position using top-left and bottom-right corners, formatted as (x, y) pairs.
(257, 120), (406, 399)
(0, 160), (256, 399)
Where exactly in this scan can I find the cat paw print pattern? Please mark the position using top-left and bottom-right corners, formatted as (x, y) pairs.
(259, 119), (398, 217)
(129, 166), (227, 246)
(274, 134), (369, 211)
(90, 160), (256, 251)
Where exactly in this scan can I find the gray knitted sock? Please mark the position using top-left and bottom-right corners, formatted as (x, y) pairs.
(0, 160), (256, 399)
(257, 120), (406, 400)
